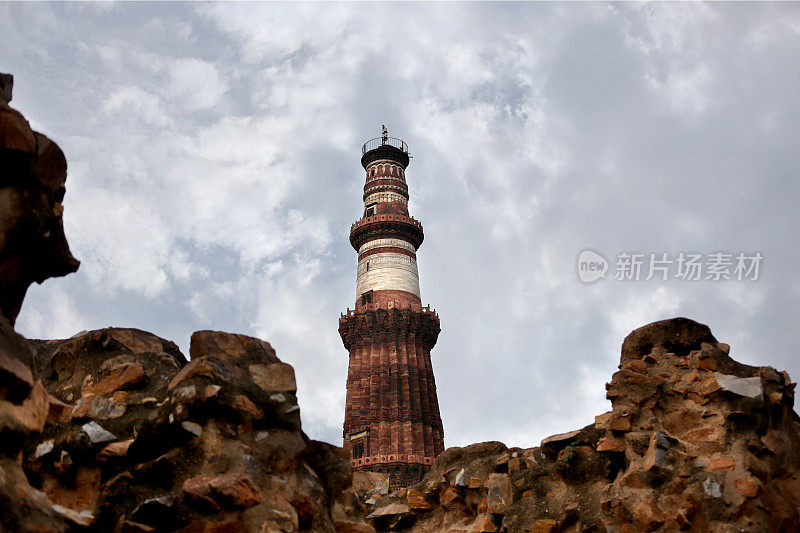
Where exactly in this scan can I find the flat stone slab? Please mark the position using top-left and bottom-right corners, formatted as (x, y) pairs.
(715, 373), (762, 398)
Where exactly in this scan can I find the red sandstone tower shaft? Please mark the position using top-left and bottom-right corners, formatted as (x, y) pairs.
(339, 130), (444, 489)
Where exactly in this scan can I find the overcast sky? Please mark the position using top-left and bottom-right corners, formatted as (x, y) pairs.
(3, 2), (799, 449)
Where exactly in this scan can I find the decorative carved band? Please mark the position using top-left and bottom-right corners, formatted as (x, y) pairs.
(339, 306), (440, 351)
(353, 290), (421, 312)
(364, 178), (408, 196)
(351, 454), (435, 467)
(350, 215), (424, 251)
(365, 161), (406, 180)
(364, 184), (409, 201)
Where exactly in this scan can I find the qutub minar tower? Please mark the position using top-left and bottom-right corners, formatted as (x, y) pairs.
(339, 128), (444, 489)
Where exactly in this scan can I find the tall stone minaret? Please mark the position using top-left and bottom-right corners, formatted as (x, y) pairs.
(339, 129), (444, 489)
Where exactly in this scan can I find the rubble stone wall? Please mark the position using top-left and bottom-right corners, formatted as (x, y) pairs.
(364, 318), (800, 533)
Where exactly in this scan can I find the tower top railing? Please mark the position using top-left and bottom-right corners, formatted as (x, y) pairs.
(362, 136), (408, 155)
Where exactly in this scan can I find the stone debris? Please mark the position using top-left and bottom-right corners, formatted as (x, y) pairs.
(182, 473), (262, 510)
(35, 439), (55, 458)
(703, 477), (722, 498)
(81, 421), (116, 444)
(97, 439), (133, 460)
(734, 475), (760, 498)
(52, 503), (94, 526)
(249, 362), (297, 392)
(454, 467), (466, 487)
(715, 372), (763, 398)
(19, 328), (372, 532)
(91, 361), (145, 396)
(270, 392), (286, 402)
(405, 488), (433, 511)
(73, 393), (126, 419)
(354, 470), (390, 501)
(180, 420), (202, 437)
(486, 473), (513, 513)
(365, 318), (800, 533)
(0, 72), (12, 103)
(641, 431), (672, 471)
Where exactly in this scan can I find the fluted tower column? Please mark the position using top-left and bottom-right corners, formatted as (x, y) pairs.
(339, 130), (444, 489)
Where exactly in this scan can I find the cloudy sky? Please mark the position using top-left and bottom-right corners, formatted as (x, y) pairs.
(3, 2), (799, 449)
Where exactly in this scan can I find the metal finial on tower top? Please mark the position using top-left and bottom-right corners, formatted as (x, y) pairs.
(361, 127), (409, 168)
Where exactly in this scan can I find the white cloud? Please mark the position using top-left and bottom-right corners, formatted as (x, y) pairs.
(620, 3), (719, 114)
(167, 57), (228, 111)
(16, 287), (88, 340)
(103, 86), (174, 128)
(7, 2), (800, 451)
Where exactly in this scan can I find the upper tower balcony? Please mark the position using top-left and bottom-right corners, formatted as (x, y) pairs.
(361, 129), (410, 169)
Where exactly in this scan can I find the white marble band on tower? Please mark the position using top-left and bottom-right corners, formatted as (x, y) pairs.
(364, 191), (408, 206)
(356, 251), (420, 299)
